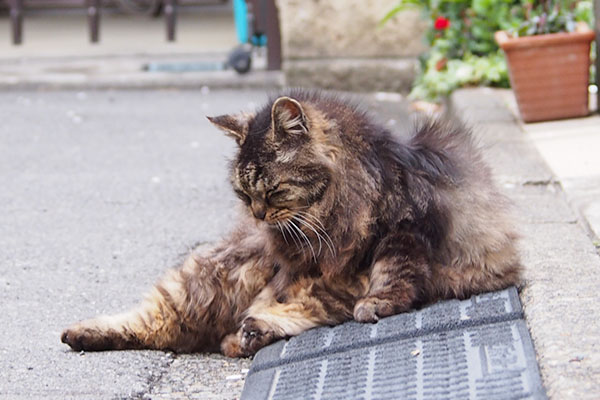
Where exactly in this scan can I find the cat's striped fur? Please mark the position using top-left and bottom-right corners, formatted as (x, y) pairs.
(61, 90), (521, 356)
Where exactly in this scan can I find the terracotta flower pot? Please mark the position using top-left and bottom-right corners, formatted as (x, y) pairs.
(495, 26), (595, 123)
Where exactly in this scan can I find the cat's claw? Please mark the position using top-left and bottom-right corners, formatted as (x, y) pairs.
(221, 317), (274, 358)
(239, 317), (275, 356)
(243, 329), (257, 339)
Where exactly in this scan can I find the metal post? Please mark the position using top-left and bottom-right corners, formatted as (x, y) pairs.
(165, 0), (176, 41)
(87, 0), (100, 43)
(595, 0), (599, 112)
(265, 0), (281, 70)
(8, 0), (23, 45)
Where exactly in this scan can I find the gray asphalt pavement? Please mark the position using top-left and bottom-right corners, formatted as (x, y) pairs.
(0, 90), (265, 399)
(0, 89), (410, 400)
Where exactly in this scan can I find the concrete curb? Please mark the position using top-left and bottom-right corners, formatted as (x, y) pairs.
(450, 88), (600, 399)
(0, 54), (285, 91)
(0, 70), (285, 91)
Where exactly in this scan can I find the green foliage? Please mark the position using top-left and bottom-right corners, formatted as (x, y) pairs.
(384, 0), (594, 102)
(411, 51), (509, 101)
(514, 0), (586, 36)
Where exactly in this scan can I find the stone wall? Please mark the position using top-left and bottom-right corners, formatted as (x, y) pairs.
(275, 0), (427, 92)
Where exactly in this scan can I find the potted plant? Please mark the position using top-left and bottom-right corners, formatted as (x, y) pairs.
(495, 0), (595, 122)
(381, 0), (523, 103)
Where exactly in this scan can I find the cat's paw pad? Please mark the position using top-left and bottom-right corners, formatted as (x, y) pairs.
(240, 317), (275, 356)
(353, 297), (394, 323)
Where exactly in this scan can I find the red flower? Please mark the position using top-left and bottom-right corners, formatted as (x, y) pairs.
(434, 16), (450, 30)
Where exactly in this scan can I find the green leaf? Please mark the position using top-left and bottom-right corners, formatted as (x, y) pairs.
(378, 2), (421, 28)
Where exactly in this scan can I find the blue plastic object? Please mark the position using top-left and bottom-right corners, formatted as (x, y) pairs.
(233, 0), (249, 44)
(252, 33), (267, 47)
(233, 0), (267, 47)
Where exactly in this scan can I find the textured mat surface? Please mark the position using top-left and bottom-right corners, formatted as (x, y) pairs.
(241, 287), (546, 400)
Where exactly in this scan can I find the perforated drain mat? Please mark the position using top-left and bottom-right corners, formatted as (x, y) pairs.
(241, 287), (546, 400)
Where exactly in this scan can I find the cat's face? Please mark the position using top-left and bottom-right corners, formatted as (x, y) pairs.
(208, 96), (335, 229)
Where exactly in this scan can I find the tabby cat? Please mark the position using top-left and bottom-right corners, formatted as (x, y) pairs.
(61, 90), (521, 357)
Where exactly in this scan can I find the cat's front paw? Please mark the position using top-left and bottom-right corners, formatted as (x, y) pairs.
(61, 321), (116, 351)
(220, 318), (277, 358)
(353, 297), (394, 323)
(239, 317), (275, 356)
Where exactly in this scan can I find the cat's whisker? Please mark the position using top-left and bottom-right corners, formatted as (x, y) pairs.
(292, 215), (323, 256)
(280, 220), (295, 248)
(289, 219), (317, 262)
(276, 221), (289, 245)
(294, 210), (326, 230)
(299, 215), (336, 258)
(293, 212), (336, 257)
(294, 211), (330, 239)
(282, 220), (302, 252)
(293, 210), (329, 236)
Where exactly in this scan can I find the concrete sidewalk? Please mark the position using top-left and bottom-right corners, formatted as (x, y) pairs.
(507, 99), (600, 241)
(451, 88), (600, 399)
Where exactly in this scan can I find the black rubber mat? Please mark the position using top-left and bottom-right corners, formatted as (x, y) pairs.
(241, 287), (546, 400)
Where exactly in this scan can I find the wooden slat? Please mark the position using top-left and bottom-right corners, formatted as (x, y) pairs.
(87, 0), (100, 42)
(8, 0), (23, 44)
(164, 0), (176, 41)
(265, 0), (281, 70)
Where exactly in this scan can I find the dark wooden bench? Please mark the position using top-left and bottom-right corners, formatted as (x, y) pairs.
(6, 0), (227, 45)
(8, 0), (102, 44)
(6, 0), (281, 70)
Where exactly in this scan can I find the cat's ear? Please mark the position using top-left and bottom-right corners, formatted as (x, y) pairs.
(207, 113), (253, 146)
(271, 97), (308, 138)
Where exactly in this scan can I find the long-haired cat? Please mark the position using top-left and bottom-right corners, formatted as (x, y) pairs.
(61, 90), (521, 357)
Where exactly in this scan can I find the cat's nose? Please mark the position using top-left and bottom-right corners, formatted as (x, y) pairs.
(251, 203), (267, 220)
(252, 208), (266, 220)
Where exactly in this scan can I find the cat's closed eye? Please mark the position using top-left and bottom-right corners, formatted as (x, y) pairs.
(267, 188), (289, 204)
